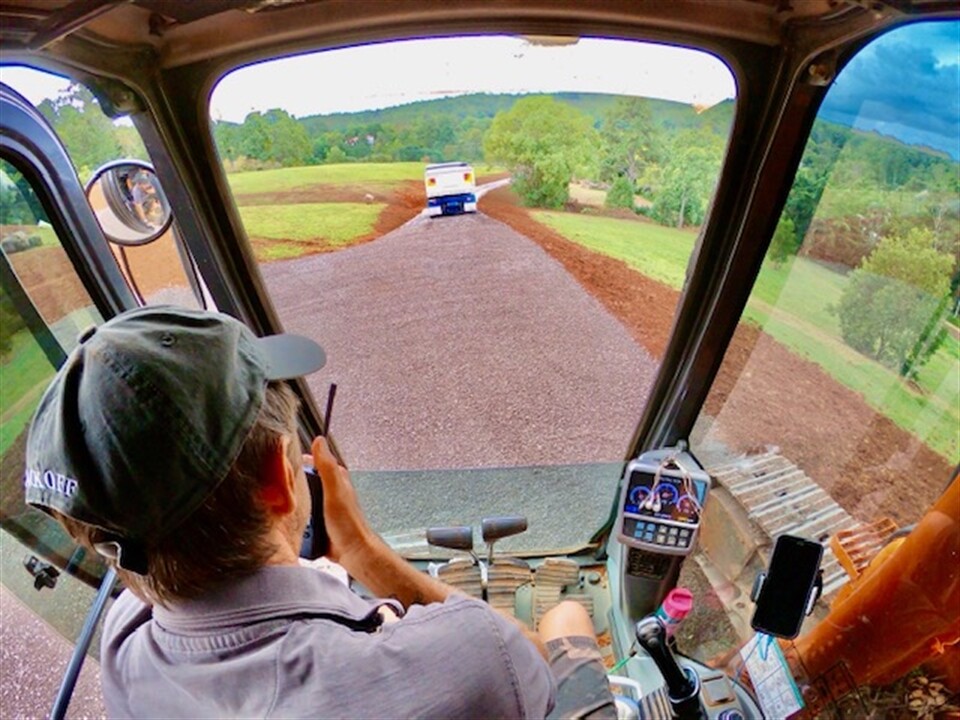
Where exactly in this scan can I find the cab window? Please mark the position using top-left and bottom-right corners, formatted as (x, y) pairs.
(211, 36), (737, 552)
(4, 66), (204, 312)
(686, 20), (959, 711)
(0, 157), (109, 718)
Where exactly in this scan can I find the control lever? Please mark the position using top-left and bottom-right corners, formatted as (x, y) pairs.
(481, 516), (527, 564)
(635, 616), (706, 720)
(426, 526), (480, 564)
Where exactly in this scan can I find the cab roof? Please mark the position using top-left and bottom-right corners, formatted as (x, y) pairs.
(1, 0), (955, 77)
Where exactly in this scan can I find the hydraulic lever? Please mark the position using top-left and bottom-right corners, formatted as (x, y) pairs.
(426, 526), (479, 563)
(481, 516), (527, 564)
(635, 616), (706, 720)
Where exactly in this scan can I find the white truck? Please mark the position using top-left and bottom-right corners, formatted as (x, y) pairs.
(424, 162), (477, 217)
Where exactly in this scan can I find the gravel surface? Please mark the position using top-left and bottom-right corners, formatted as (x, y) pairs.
(262, 211), (658, 473)
(0, 583), (105, 719)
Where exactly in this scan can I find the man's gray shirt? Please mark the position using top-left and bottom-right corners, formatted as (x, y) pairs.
(101, 565), (556, 718)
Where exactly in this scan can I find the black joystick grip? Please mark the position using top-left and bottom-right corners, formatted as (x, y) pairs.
(635, 617), (705, 720)
(426, 526), (474, 551)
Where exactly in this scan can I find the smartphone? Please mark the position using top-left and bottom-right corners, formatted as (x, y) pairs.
(751, 534), (823, 638)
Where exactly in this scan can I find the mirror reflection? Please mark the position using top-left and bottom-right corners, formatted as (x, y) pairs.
(86, 162), (172, 245)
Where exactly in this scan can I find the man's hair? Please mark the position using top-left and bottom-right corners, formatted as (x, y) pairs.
(54, 381), (301, 605)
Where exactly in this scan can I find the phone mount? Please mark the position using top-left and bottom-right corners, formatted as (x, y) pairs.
(751, 569), (824, 618)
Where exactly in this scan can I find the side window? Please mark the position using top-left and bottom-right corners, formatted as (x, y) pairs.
(1, 159), (104, 569)
(4, 66), (205, 311)
(1, 159), (112, 684)
(686, 20), (958, 714)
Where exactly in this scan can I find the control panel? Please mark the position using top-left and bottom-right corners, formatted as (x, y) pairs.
(616, 448), (711, 556)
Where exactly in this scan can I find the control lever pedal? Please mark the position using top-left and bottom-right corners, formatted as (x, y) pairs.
(427, 526), (486, 599)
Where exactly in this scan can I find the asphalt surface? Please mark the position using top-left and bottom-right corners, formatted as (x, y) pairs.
(261, 209), (659, 550)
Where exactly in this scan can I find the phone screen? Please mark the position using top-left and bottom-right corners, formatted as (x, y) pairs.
(751, 535), (823, 638)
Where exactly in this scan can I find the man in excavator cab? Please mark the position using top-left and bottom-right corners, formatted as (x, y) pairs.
(22, 304), (616, 718)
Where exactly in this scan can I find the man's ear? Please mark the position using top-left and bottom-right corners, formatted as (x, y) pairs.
(259, 437), (296, 516)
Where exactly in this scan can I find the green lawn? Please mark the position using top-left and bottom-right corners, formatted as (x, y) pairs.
(528, 210), (959, 461)
(532, 211), (695, 289)
(0, 331), (55, 456)
(238, 202), (385, 261)
(227, 162), (427, 195)
(817, 186), (946, 220)
(748, 256), (846, 335)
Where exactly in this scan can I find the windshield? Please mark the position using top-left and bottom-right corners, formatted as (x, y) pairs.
(211, 36), (736, 552)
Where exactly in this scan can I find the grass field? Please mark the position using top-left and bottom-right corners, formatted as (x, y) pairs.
(531, 210), (959, 461)
(532, 211), (695, 288)
(227, 162), (427, 195)
(239, 202), (384, 261)
(0, 331), (54, 456)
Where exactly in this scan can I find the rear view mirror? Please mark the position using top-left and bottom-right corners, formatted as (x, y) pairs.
(85, 161), (172, 245)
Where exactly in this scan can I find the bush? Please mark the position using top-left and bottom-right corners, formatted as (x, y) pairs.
(605, 176), (635, 210)
(836, 228), (952, 377)
(769, 216), (797, 267)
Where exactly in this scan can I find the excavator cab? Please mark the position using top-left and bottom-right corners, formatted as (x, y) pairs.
(0, 2), (957, 718)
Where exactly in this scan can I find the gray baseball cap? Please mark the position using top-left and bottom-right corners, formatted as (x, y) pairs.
(24, 306), (326, 573)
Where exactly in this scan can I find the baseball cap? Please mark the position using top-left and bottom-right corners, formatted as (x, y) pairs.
(24, 306), (326, 573)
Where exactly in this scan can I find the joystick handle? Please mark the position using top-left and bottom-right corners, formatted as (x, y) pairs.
(635, 616), (705, 720)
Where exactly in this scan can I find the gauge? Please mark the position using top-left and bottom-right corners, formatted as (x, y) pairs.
(655, 483), (678, 507)
(628, 486), (650, 506)
(677, 494), (698, 520)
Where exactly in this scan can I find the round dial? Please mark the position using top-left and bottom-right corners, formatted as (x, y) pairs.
(677, 494), (698, 518)
(628, 486), (650, 506)
(654, 483), (678, 507)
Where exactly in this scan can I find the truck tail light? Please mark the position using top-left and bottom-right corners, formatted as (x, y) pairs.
(463, 173), (472, 182)
(428, 177), (437, 186)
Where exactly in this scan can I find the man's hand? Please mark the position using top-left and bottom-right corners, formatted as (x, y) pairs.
(310, 436), (377, 568)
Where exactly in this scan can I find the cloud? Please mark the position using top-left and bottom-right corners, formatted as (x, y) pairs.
(819, 22), (959, 158)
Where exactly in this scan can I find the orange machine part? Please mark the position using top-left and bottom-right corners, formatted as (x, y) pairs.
(795, 477), (959, 688)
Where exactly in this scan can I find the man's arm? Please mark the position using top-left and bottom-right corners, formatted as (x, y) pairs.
(311, 436), (547, 657)
(311, 436), (454, 608)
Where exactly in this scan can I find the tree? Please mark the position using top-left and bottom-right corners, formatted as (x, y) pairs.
(262, 109), (311, 167)
(605, 175), (635, 210)
(768, 216), (797, 267)
(649, 128), (723, 229)
(325, 146), (347, 164)
(782, 165), (828, 248)
(483, 97), (596, 208)
(234, 109), (311, 167)
(836, 228), (952, 377)
(599, 97), (660, 185)
(37, 84), (121, 180)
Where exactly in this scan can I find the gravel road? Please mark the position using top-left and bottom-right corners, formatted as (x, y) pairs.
(262, 210), (661, 548)
(262, 210), (658, 473)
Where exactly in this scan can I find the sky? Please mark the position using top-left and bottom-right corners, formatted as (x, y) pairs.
(2, 24), (957, 157)
(208, 36), (737, 121)
(819, 21), (960, 159)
